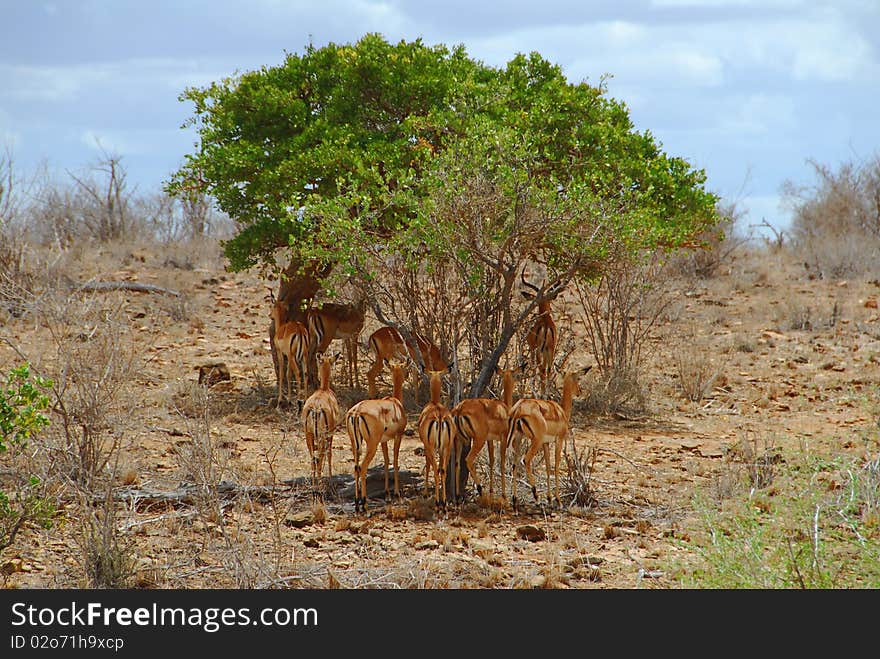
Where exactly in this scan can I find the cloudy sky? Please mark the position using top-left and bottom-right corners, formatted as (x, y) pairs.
(2, 0), (878, 235)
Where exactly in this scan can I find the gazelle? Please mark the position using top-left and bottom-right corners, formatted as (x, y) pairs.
(365, 325), (447, 399)
(522, 275), (558, 398)
(301, 351), (341, 500)
(269, 293), (309, 407)
(506, 365), (592, 510)
(416, 370), (454, 508)
(307, 295), (366, 389)
(449, 366), (518, 503)
(345, 359), (408, 513)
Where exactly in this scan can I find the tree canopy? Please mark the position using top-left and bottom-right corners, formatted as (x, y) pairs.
(168, 33), (719, 396)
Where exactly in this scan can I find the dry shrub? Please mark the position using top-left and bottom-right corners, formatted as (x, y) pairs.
(713, 433), (780, 504)
(562, 442), (599, 509)
(674, 344), (725, 403)
(777, 299), (841, 332)
(24, 291), (140, 490)
(785, 155), (880, 280)
(667, 200), (747, 279)
(0, 235), (37, 319)
(75, 489), (136, 588)
(575, 252), (675, 415)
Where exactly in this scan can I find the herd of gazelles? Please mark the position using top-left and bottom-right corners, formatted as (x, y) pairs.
(269, 280), (591, 513)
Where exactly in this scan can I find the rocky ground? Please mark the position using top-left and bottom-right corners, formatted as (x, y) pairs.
(2, 242), (878, 589)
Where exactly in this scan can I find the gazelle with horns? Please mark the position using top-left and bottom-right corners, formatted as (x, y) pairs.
(521, 272), (559, 398)
(345, 358), (408, 513)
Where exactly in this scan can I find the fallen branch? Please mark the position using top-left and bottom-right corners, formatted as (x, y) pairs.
(75, 280), (181, 297)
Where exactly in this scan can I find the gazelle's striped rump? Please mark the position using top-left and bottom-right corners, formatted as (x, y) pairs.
(345, 359), (408, 513)
(417, 370), (454, 506)
(270, 296), (309, 405)
(300, 351), (340, 500)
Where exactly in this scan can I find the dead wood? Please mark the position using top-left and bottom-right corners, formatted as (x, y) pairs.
(74, 280), (181, 297)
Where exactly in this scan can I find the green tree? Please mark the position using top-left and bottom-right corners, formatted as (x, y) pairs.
(169, 34), (718, 396)
(1, 364), (54, 552)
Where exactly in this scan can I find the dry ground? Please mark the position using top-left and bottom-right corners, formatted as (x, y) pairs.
(2, 240), (878, 589)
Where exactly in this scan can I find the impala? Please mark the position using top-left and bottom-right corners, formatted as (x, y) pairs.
(345, 359), (408, 513)
(416, 370), (454, 508)
(365, 325), (448, 399)
(301, 351), (341, 500)
(506, 365), (592, 510)
(269, 293), (309, 407)
(449, 366), (517, 503)
(307, 295), (366, 389)
(522, 275), (558, 398)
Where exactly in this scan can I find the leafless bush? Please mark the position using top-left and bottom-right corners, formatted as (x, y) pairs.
(784, 155), (880, 279)
(562, 440), (599, 508)
(136, 189), (230, 246)
(577, 367), (647, 417)
(23, 153), (231, 251)
(75, 488), (136, 588)
(65, 152), (134, 243)
(0, 149), (38, 316)
(674, 345), (724, 403)
(173, 394), (293, 588)
(850, 452), (880, 529)
(35, 291), (139, 489)
(667, 200), (747, 279)
(777, 299), (840, 332)
(712, 434), (780, 505)
(574, 252), (675, 415)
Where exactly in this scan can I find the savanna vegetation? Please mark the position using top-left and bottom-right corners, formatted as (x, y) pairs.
(0, 35), (878, 589)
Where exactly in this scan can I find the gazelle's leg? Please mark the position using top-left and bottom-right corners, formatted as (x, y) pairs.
(381, 441), (391, 499)
(542, 443), (552, 506)
(464, 436), (486, 497)
(393, 433), (403, 498)
(487, 439), (495, 497)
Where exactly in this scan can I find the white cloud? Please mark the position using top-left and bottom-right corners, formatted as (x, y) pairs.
(652, 0), (802, 6)
(719, 94), (797, 136)
(0, 64), (111, 102)
(79, 128), (182, 157)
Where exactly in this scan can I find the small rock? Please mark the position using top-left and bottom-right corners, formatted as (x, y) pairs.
(285, 511), (314, 528)
(516, 525), (546, 542)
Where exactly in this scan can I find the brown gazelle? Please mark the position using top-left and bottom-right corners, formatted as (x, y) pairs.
(269, 293), (310, 407)
(365, 326), (448, 399)
(300, 351), (341, 500)
(506, 365), (592, 510)
(346, 359), (408, 513)
(449, 366), (518, 503)
(307, 295), (366, 388)
(416, 370), (454, 508)
(523, 275), (558, 398)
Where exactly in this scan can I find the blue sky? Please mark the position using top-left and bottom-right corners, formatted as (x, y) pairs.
(2, 0), (878, 235)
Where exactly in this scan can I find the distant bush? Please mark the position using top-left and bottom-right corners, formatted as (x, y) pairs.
(667, 200), (747, 279)
(783, 155), (880, 279)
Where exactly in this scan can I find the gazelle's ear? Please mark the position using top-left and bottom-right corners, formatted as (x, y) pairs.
(332, 351), (343, 363)
(582, 365), (593, 375)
